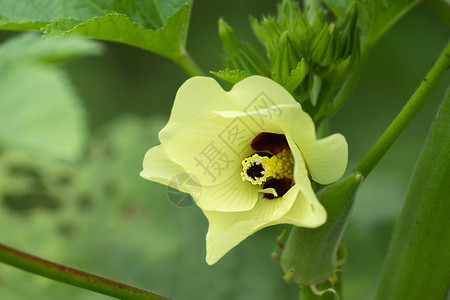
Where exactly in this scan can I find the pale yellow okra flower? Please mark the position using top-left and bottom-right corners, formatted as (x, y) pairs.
(141, 76), (348, 265)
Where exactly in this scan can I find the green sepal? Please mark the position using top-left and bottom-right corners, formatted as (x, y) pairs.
(250, 0), (309, 60)
(250, 16), (280, 58)
(281, 173), (363, 285)
(305, 1), (327, 33)
(218, 18), (270, 76)
(271, 32), (302, 84)
(336, 2), (358, 60)
(284, 59), (308, 93)
(321, 24), (338, 67)
(218, 18), (241, 56)
(310, 25), (330, 65)
(276, 0), (306, 40)
(277, 0), (302, 26)
(323, 0), (346, 19)
(210, 69), (251, 84)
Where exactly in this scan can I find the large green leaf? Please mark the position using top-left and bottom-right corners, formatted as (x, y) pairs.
(0, 0), (192, 60)
(324, 0), (423, 44)
(112, 0), (188, 28)
(0, 33), (101, 161)
(374, 91), (450, 299)
(44, 6), (190, 59)
(0, 0), (113, 30)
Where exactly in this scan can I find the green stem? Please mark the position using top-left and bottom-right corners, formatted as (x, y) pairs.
(354, 41), (450, 178)
(173, 50), (204, 77)
(0, 243), (169, 300)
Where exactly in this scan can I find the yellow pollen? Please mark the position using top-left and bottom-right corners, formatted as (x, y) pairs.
(241, 150), (294, 185)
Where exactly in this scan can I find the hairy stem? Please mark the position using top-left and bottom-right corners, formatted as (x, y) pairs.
(0, 243), (169, 300)
(354, 41), (450, 178)
(173, 50), (204, 77)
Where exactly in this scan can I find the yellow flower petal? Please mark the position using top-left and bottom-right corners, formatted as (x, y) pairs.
(210, 104), (299, 134)
(140, 145), (191, 193)
(277, 191), (326, 228)
(204, 185), (300, 265)
(285, 135), (327, 225)
(195, 172), (258, 212)
(141, 76), (347, 265)
(159, 77), (243, 187)
(229, 75), (298, 110)
(299, 134), (348, 185)
(270, 105), (316, 142)
(273, 106), (347, 184)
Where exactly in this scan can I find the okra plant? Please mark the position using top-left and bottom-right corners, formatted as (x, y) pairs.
(0, 0), (448, 299)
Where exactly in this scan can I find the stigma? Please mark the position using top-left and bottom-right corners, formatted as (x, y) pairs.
(241, 150), (294, 186)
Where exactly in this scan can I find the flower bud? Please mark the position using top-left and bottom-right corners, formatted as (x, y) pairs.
(218, 18), (270, 76)
(281, 173), (362, 285)
(272, 32), (303, 84)
(311, 24), (335, 67)
(218, 18), (240, 56)
(337, 2), (358, 60)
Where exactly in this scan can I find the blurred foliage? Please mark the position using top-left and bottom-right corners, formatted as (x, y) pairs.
(0, 33), (102, 162)
(0, 0), (448, 300)
(0, 115), (297, 299)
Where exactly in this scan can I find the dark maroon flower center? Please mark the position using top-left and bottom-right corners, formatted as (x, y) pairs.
(250, 132), (294, 199)
(251, 132), (290, 155)
(263, 178), (294, 200)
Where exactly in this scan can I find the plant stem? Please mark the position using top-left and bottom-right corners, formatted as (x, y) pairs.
(173, 50), (204, 77)
(354, 41), (450, 178)
(0, 243), (169, 300)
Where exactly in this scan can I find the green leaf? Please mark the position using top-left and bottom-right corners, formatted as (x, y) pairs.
(374, 91), (450, 300)
(361, 0), (423, 44)
(323, 0), (423, 44)
(0, 33), (96, 162)
(44, 5), (191, 59)
(0, 0), (192, 60)
(113, 0), (189, 29)
(210, 69), (251, 84)
(0, 0), (113, 30)
(284, 59), (308, 93)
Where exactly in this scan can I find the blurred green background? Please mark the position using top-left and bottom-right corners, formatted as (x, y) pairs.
(0, 1), (448, 299)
